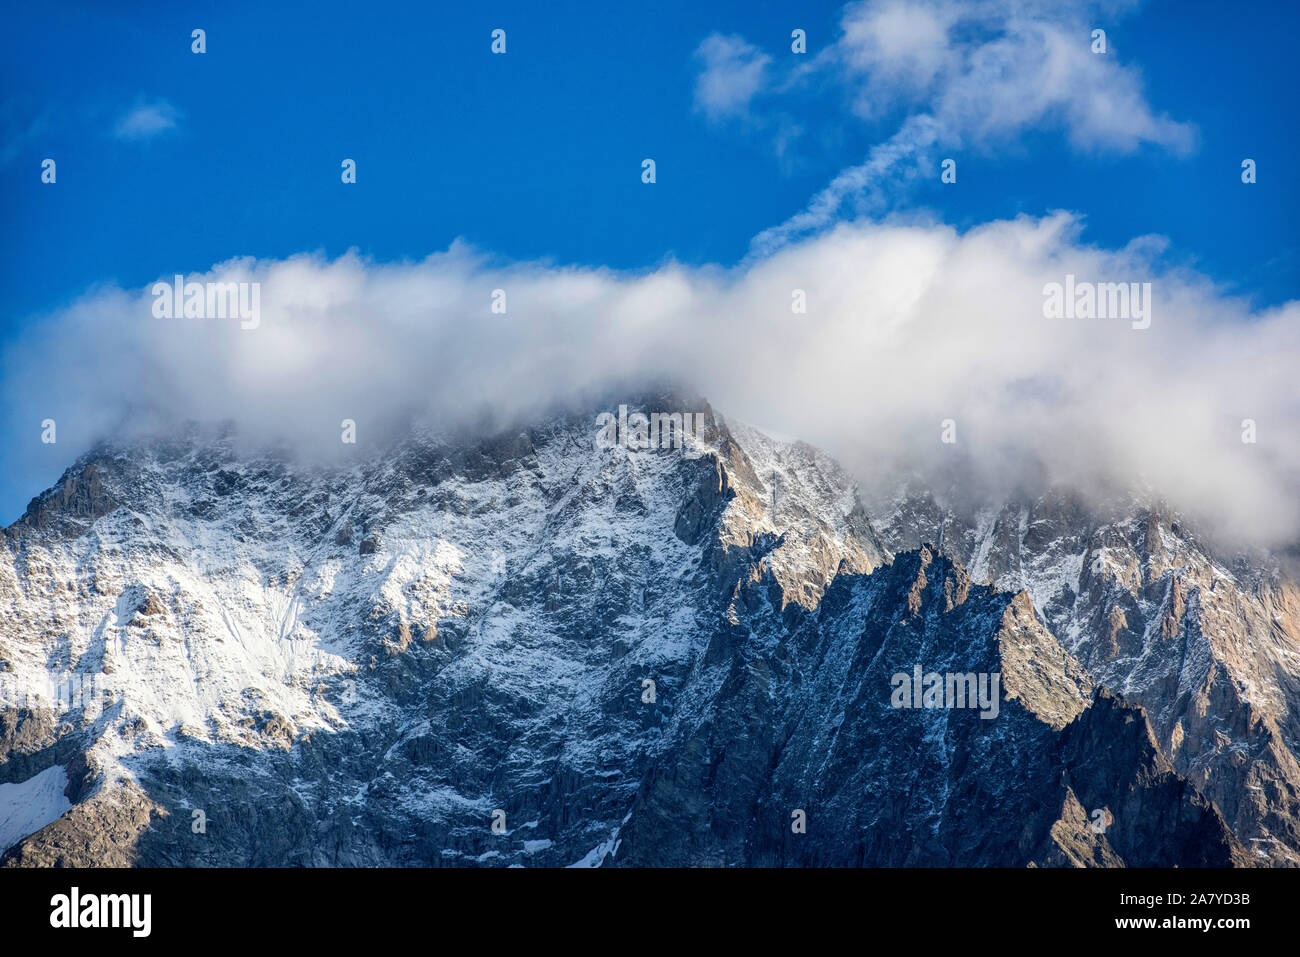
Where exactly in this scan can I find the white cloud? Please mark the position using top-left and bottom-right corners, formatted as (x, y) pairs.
(113, 99), (180, 141)
(839, 0), (958, 105)
(3, 219), (1296, 548)
(828, 0), (1194, 151)
(693, 34), (772, 122)
(718, 0), (1197, 256)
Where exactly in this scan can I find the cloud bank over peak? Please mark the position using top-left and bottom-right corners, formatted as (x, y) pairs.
(3, 216), (1296, 547)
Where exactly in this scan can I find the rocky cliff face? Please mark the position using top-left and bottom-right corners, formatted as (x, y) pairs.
(612, 545), (1243, 867)
(0, 398), (1293, 866)
(870, 483), (1300, 864)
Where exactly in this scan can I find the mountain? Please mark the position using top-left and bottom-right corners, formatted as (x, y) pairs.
(0, 394), (1295, 866)
(869, 481), (1300, 864)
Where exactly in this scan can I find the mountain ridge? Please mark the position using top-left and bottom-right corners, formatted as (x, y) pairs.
(0, 397), (1295, 865)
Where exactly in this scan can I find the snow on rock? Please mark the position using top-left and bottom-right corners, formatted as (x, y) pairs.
(0, 765), (71, 853)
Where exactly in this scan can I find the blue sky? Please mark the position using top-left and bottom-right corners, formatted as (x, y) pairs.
(1, 0), (1298, 525)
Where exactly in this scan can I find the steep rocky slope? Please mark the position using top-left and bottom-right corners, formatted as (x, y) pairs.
(0, 397), (1292, 866)
(871, 483), (1300, 864)
(613, 545), (1242, 866)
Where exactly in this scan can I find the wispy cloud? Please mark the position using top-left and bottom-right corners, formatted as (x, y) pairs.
(113, 99), (180, 141)
(696, 0), (1198, 258)
(0, 101), (51, 168)
(829, 0), (1195, 153)
(693, 34), (772, 123)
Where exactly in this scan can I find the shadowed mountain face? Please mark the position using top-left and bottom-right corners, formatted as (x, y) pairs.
(0, 397), (1291, 867)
